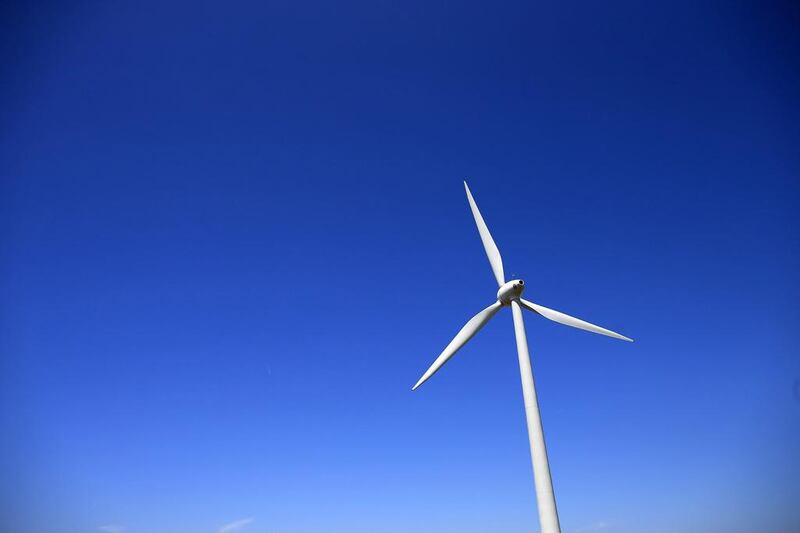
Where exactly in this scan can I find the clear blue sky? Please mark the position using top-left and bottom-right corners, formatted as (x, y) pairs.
(2, 2), (798, 532)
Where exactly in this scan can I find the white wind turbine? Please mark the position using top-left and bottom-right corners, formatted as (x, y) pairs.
(412, 182), (632, 533)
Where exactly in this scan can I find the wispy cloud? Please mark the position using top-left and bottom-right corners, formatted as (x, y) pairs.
(98, 526), (125, 533)
(218, 517), (254, 533)
(576, 521), (612, 532)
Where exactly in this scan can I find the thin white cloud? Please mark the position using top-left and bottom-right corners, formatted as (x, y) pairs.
(218, 517), (254, 533)
(576, 521), (612, 532)
(98, 526), (125, 533)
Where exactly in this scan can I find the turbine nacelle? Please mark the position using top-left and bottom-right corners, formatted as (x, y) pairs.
(497, 279), (525, 304)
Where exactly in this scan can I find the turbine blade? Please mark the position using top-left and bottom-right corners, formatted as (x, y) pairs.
(464, 181), (505, 287)
(519, 298), (633, 342)
(412, 301), (503, 390)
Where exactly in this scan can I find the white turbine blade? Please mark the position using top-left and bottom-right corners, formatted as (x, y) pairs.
(412, 301), (503, 390)
(519, 298), (633, 342)
(464, 181), (505, 287)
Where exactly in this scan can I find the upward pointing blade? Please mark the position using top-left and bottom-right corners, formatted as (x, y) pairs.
(412, 301), (503, 390)
(464, 181), (505, 287)
(519, 298), (633, 342)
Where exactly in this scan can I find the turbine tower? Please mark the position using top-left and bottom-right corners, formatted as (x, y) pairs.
(412, 182), (632, 533)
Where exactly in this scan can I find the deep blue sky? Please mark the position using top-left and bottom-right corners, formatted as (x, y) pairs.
(2, 2), (798, 532)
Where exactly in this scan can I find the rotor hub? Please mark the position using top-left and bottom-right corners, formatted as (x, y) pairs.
(497, 279), (525, 304)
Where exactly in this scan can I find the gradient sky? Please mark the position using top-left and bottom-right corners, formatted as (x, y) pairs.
(2, 2), (799, 532)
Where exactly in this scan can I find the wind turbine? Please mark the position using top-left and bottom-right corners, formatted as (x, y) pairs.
(412, 182), (632, 533)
